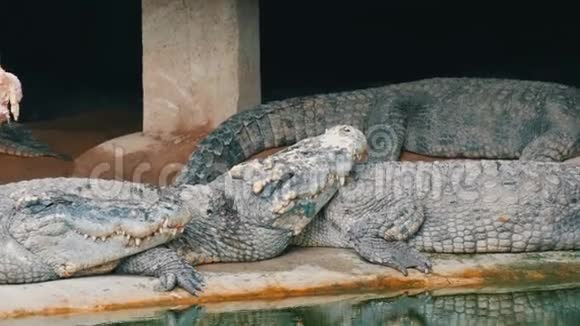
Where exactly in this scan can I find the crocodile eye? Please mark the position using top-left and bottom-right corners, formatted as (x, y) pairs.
(343, 126), (352, 133)
(206, 208), (213, 215)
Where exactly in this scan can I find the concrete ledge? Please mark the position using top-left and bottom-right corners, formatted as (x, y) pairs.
(1, 248), (579, 320)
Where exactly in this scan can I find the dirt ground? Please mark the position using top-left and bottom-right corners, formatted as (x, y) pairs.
(0, 110), (141, 184)
(0, 110), (444, 185)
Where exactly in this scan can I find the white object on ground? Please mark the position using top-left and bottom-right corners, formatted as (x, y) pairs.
(0, 65), (23, 123)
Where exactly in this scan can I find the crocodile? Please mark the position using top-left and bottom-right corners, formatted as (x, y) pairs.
(0, 123), (70, 159)
(0, 177), (200, 292)
(0, 125), (367, 295)
(293, 158), (580, 275)
(174, 77), (580, 185)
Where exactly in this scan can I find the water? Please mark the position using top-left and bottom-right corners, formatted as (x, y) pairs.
(84, 287), (580, 326)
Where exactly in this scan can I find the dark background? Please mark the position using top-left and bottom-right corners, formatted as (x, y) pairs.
(0, 1), (142, 121)
(0, 1), (578, 122)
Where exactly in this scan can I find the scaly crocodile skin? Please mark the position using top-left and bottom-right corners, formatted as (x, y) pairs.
(294, 159), (580, 275)
(0, 123), (69, 159)
(175, 77), (580, 185)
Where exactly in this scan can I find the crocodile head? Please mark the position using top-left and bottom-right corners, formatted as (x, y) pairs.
(2, 191), (191, 279)
(178, 125), (369, 235)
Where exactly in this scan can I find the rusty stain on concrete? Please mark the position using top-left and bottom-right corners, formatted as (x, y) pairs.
(1, 248), (579, 320)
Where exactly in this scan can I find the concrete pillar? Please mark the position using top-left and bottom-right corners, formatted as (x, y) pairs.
(142, 0), (261, 138)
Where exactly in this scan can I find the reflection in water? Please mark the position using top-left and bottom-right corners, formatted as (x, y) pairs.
(100, 287), (580, 326)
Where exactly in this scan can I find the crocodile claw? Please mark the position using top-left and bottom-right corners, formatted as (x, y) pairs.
(381, 243), (432, 276)
(155, 264), (206, 296)
(115, 248), (206, 296)
(353, 236), (432, 276)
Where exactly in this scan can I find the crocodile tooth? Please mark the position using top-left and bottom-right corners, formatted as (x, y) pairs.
(283, 191), (297, 201)
(163, 218), (169, 228)
(144, 236), (151, 242)
(272, 202), (283, 214)
(126, 234), (131, 240)
(171, 229), (178, 236)
(84, 234), (89, 239)
(278, 201), (295, 215)
(179, 227), (185, 234)
(339, 176), (346, 186)
(91, 236), (97, 241)
(99, 236), (107, 241)
(229, 165), (243, 178)
(135, 238), (141, 246)
(264, 158), (273, 169)
(253, 181), (265, 194)
(273, 200), (289, 213)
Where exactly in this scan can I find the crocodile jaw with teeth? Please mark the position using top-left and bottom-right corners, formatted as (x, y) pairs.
(0, 177), (193, 283)
(77, 217), (187, 248)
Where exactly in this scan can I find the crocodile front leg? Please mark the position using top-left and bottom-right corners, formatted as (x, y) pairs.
(115, 247), (205, 295)
(350, 232), (432, 275)
(0, 237), (58, 284)
(346, 197), (432, 275)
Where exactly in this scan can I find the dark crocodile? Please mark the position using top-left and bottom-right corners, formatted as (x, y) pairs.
(174, 77), (580, 185)
(0, 123), (70, 159)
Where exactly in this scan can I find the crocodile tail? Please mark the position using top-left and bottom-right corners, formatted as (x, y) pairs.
(173, 89), (377, 185)
(0, 123), (71, 160)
